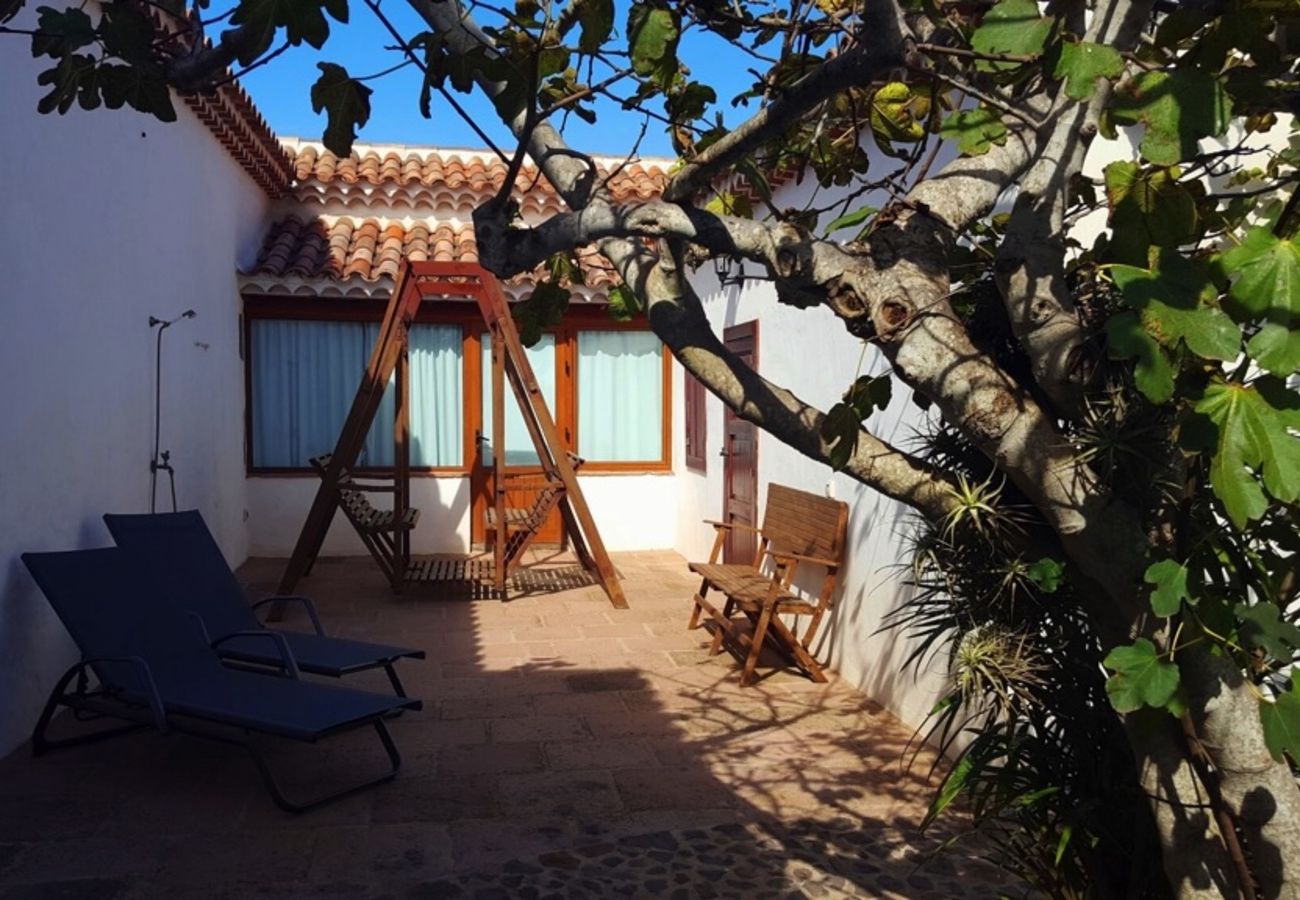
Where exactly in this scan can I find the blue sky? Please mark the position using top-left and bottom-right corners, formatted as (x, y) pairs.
(237, 3), (757, 158)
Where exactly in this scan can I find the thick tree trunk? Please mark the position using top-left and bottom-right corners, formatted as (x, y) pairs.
(1128, 709), (1244, 898)
(411, 2), (1300, 893)
(1182, 644), (1300, 900)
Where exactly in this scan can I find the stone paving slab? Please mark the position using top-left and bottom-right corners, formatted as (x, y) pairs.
(0, 550), (1019, 898)
(371, 818), (1014, 899)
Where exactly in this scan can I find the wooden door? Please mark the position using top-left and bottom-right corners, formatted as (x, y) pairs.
(471, 331), (565, 545)
(722, 321), (759, 564)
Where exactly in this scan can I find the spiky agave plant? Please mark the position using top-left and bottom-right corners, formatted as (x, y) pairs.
(885, 423), (1170, 899)
(940, 473), (1032, 545)
(951, 625), (1047, 716)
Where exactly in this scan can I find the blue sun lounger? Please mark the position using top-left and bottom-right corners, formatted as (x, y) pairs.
(103, 511), (424, 697)
(21, 547), (420, 812)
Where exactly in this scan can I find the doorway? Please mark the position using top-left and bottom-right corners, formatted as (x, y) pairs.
(721, 321), (759, 564)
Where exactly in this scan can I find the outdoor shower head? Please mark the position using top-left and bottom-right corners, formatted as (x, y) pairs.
(149, 309), (197, 329)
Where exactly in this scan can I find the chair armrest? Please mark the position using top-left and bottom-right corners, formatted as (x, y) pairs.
(251, 596), (325, 635)
(210, 631), (302, 680)
(75, 656), (168, 733)
(192, 613), (301, 680)
(703, 519), (761, 534)
(769, 549), (840, 569)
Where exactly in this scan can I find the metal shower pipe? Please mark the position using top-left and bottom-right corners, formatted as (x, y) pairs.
(148, 309), (195, 513)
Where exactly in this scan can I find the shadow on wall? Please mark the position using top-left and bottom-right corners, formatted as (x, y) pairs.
(0, 552), (1009, 897)
(0, 516), (128, 758)
(811, 484), (947, 737)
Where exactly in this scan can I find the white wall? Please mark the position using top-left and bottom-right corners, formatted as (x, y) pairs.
(247, 477), (472, 556)
(246, 471), (676, 556)
(0, 23), (271, 756)
(675, 148), (955, 732)
(675, 262), (948, 730)
(577, 473), (677, 550)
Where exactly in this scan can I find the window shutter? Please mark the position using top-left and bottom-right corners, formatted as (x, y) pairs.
(684, 372), (707, 472)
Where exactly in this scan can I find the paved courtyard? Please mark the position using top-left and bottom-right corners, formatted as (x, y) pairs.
(0, 551), (1013, 898)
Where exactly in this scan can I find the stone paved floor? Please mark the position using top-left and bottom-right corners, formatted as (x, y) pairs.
(0, 550), (1013, 899)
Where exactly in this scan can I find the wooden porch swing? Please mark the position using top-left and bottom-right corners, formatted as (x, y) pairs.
(276, 261), (627, 609)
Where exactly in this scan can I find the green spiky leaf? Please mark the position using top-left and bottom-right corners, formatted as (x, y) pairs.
(924, 745), (975, 826)
(34, 52), (97, 114)
(1247, 323), (1300, 375)
(843, 375), (891, 419)
(1111, 69), (1233, 166)
(1235, 602), (1300, 660)
(99, 5), (156, 65)
(574, 0), (613, 53)
(99, 63), (177, 121)
(310, 62), (371, 156)
(704, 191), (752, 218)
(1106, 311), (1175, 403)
(823, 206), (878, 237)
(229, 0), (348, 62)
(1145, 559), (1190, 617)
(1103, 638), (1181, 713)
(1260, 680), (1300, 763)
(606, 284), (641, 322)
(1054, 40), (1124, 100)
(938, 108), (1008, 156)
(1181, 377), (1300, 528)
(1102, 162), (1199, 265)
(627, 5), (677, 77)
(30, 5), (95, 58)
(1110, 251), (1242, 361)
(820, 403), (860, 471)
(1220, 228), (1300, 318)
(970, 0), (1051, 71)
(1027, 558), (1064, 594)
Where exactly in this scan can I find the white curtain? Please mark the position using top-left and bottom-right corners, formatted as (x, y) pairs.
(480, 333), (556, 467)
(577, 330), (663, 461)
(407, 324), (464, 466)
(250, 320), (462, 468)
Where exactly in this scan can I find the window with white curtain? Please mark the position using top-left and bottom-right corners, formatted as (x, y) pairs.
(249, 320), (463, 469)
(480, 333), (556, 467)
(577, 330), (664, 462)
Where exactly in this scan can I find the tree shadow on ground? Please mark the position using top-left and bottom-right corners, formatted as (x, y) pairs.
(0, 553), (1016, 899)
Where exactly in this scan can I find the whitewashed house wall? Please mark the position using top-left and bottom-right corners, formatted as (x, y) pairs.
(675, 117), (1298, 734)
(241, 142), (681, 556)
(0, 21), (272, 756)
(674, 185), (948, 729)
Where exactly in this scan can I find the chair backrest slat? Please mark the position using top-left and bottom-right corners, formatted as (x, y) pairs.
(759, 484), (848, 563)
(103, 511), (259, 638)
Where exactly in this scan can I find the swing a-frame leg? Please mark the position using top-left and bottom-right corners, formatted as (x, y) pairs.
(278, 261), (626, 610)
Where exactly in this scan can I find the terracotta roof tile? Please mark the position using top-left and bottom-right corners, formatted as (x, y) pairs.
(289, 146), (669, 203)
(140, 5), (292, 197)
(246, 216), (618, 289)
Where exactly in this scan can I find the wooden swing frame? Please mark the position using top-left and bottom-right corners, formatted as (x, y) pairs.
(276, 261), (627, 609)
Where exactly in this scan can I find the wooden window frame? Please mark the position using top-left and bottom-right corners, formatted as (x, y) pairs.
(569, 324), (673, 474)
(243, 296), (672, 478)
